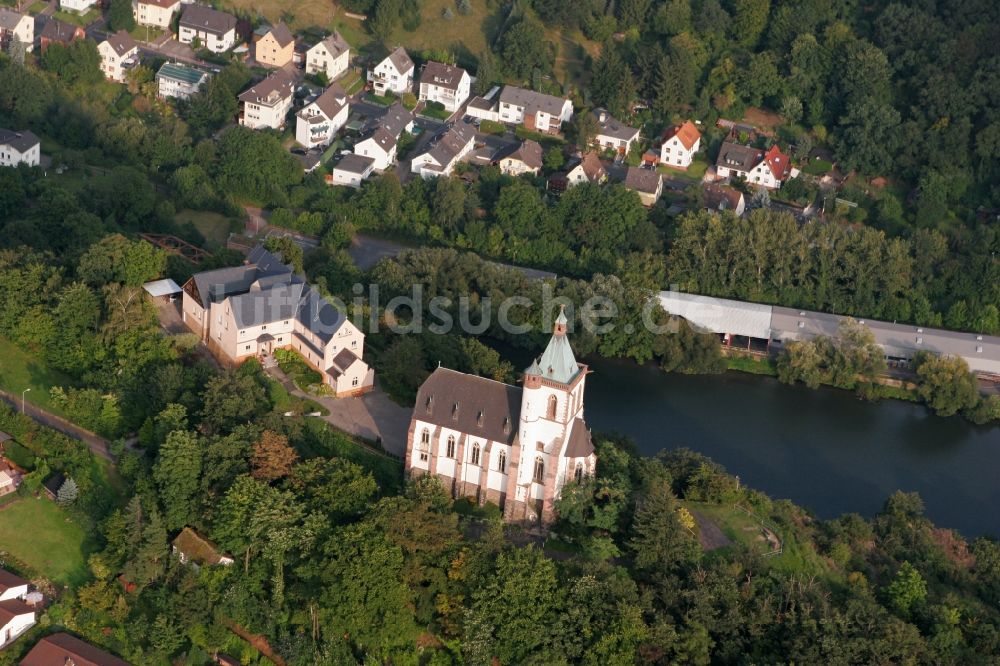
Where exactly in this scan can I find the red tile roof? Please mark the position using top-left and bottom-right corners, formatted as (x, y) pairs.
(763, 144), (791, 181)
(21, 633), (133, 666)
(664, 120), (701, 151)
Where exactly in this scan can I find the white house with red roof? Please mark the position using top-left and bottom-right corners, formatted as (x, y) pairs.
(657, 120), (701, 169)
(715, 142), (792, 189)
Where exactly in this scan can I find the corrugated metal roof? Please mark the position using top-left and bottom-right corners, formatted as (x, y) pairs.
(658, 291), (773, 339)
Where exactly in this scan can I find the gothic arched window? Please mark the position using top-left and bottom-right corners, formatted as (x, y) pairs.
(574, 462), (584, 482)
(446, 435), (456, 458)
(470, 443), (481, 466)
(418, 429), (430, 461)
(497, 450), (507, 473)
(546, 395), (557, 420)
(533, 457), (544, 483)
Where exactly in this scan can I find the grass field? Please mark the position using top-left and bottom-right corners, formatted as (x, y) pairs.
(129, 24), (166, 43)
(52, 7), (100, 27)
(175, 209), (236, 248)
(726, 355), (777, 376)
(386, 0), (491, 60)
(0, 497), (93, 586)
(0, 337), (73, 416)
(803, 158), (834, 176)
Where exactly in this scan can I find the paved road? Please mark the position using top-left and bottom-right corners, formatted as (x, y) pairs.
(0, 390), (113, 461)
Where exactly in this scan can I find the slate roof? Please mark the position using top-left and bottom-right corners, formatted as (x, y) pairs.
(420, 61), (467, 91)
(467, 96), (494, 112)
(419, 120), (476, 167)
(317, 30), (349, 58)
(0, 128), (38, 153)
(379, 102), (414, 137)
(0, 8), (26, 30)
(39, 19), (80, 44)
(715, 141), (762, 172)
(21, 632), (133, 666)
(496, 139), (543, 169)
(358, 126), (397, 153)
(296, 285), (348, 342)
(703, 184), (744, 213)
(385, 46), (413, 73)
(0, 598), (33, 626)
(238, 70), (296, 104)
(327, 348), (359, 377)
(228, 280), (305, 329)
(564, 417), (594, 458)
(104, 30), (137, 57)
(265, 22), (293, 47)
(414, 367), (521, 445)
(624, 166), (661, 194)
(664, 120), (700, 150)
(498, 86), (568, 117)
(593, 108), (639, 142)
(309, 84), (347, 119)
(335, 153), (376, 174)
(0, 568), (27, 597)
(179, 4), (237, 36)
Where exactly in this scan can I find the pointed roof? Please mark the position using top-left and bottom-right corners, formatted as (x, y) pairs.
(103, 30), (137, 57)
(763, 144), (791, 181)
(537, 308), (580, 384)
(385, 46), (413, 74)
(524, 358), (542, 376)
(564, 417), (594, 458)
(664, 120), (701, 151)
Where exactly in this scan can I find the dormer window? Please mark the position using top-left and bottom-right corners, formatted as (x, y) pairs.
(425, 396), (433, 413)
(503, 417), (511, 434)
(452, 402), (459, 420)
(476, 411), (484, 427)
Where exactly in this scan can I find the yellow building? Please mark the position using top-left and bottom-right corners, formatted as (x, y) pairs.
(255, 22), (294, 68)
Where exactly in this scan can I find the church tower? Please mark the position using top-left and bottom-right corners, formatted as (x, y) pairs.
(505, 307), (595, 523)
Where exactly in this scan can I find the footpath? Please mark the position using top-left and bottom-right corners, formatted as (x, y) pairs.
(0, 390), (113, 461)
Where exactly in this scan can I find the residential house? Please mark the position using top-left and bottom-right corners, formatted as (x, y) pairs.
(418, 61), (470, 113)
(592, 108), (639, 155)
(178, 4), (237, 53)
(295, 84), (348, 149)
(496, 138), (543, 177)
(156, 61), (210, 100)
(655, 120), (701, 169)
(498, 86), (573, 134)
(0, 569), (28, 602)
(238, 71), (296, 130)
(98, 31), (139, 83)
(465, 95), (498, 122)
(624, 166), (662, 206)
(181, 246), (374, 396)
(410, 120), (477, 179)
(0, 128), (39, 168)
(172, 527), (234, 567)
(368, 46), (413, 95)
(0, 598), (34, 649)
(715, 142), (791, 189)
(306, 31), (350, 81)
(255, 22), (293, 68)
(703, 184), (745, 216)
(565, 152), (606, 187)
(0, 470), (14, 496)
(39, 19), (83, 53)
(133, 0), (181, 29)
(330, 153), (375, 188)
(21, 633), (133, 666)
(405, 310), (596, 524)
(58, 0), (97, 13)
(352, 102), (415, 172)
(0, 9), (34, 53)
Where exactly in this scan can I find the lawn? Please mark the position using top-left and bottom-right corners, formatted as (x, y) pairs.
(175, 209), (236, 248)
(726, 355), (777, 376)
(0, 337), (73, 416)
(420, 101), (452, 120)
(128, 24), (166, 43)
(274, 349), (323, 389)
(338, 69), (364, 95)
(659, 156), (709, 181)
(366, 91), (396, 106)
(52, 7), (100, 27)
(803, 158), (834, 176)
(0, 497), (93, 586)
(385, 0), (491, 59)
(265, 376), (329, 416)
(28, 0), (47, 13)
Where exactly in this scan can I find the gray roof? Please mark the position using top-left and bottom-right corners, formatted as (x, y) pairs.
(716, 141), (763, 172)
(238, 71), (296, 104)
(335, 153), (376, 174)
(624, 166), (661, 194)
(593, 108), (639, 142)
(40, 19), (79, 43)
(0, 8), (26, 30)
(265, 22), (293, 47)
(467, 96), (495, 112)
(228, 280), (305, 329)
(0, 128), (38, 153)
(180, 4), (237, 36)
(498, 86), (568, 117)
(420, 61), (467, 91)
(659, 291), (773, 339)
(318, 30), (349, 58)
(296, 285), (348, 342)
(378, 102), (413, 137)
(385, 46), (413, 73)
(496, 139), (542, 169)
(414, 367), (521, 445)
(419, 120), (476, 167)
(191, 247), (292, 306)
(157, 61), (209, 86)
(308, 84), (347, 119)
(104, 29), (138, 57)
(358, 126), (397, 152)
(327, 348), (359, 377)
(564, 417), (594, 458)
(536, 310), (581, 384)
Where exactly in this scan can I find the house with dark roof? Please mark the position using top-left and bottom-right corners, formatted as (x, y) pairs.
(418, 61), (470, 113)
(255, 22), (294, 68)
(39, 19), (83, 53)
(178, 4), (237, 53)
(624, 166), (663, 206)
(497, 85), (574, 134)
(21, 632), (132, 666)
(495, 138), (543, 176)
(565, 152), (607, 187)
(0, 569), (28, 602)
(352, 102), (415, 172)
(98, 30), (139, 83)
(368, 46), (414, 95)
(330, 153), (375, 188)
(0, 128), (39, 168)
(409, 120), (477, 179)
(181, 246), (373, 396)
(0, 598), (33, 649)
(592, 108), (640, 155)
(306, 31), (350, 81)
(0, 8), (34, 53)
(703, 184), (745, 216)
(238, 71), (296, 130)
(134, 0), (181, 29)
(406, 309), (596, 524)
(295, 84), (349, 149)
(715, 141), (792, 189)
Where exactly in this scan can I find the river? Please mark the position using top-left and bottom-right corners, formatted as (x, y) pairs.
(577, 357), (1000, 538)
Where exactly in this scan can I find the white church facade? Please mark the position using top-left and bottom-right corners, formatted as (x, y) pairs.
(404, 310), (596, 523)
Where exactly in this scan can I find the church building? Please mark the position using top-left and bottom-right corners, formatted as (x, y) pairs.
(404, 309), (596, 523)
